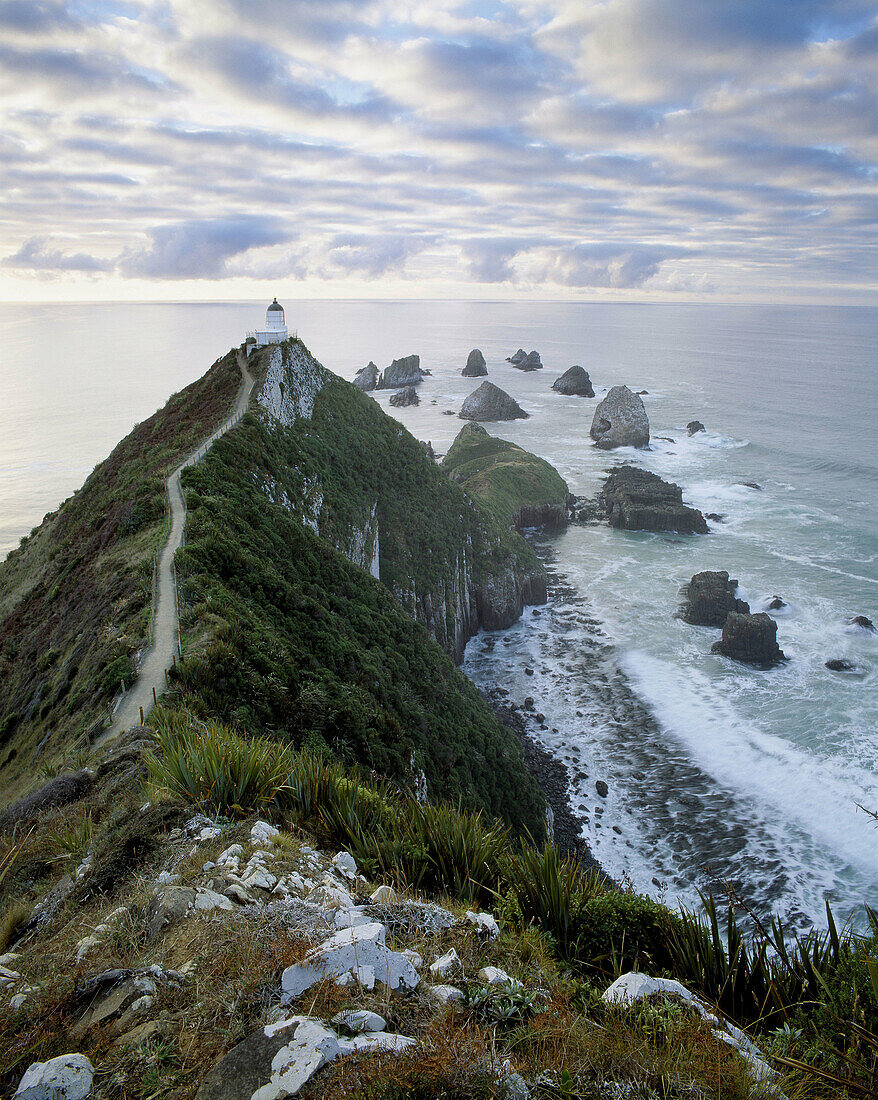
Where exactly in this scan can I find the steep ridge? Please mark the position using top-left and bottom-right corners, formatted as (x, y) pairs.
(0, 351), (242, 798)
(168, 340), (545, 827)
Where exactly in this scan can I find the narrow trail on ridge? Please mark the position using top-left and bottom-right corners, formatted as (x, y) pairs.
(98, 350), (255, 746)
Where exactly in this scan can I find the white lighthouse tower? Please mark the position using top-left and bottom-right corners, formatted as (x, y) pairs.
(253, 298), (289, 348)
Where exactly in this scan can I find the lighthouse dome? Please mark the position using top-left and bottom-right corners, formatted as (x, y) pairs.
(267, 298), (284, 313)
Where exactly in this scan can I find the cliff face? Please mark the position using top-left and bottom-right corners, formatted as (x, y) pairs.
(246, 341), (547, 662)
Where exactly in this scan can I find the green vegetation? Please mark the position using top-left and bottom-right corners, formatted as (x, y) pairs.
(442, 421), (569, 532)
(0, 349), (242, 797)
(170, 366), (544, 831)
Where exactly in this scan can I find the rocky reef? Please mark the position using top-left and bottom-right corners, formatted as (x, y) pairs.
(590, 386), (649, 449)
(459, 381), (528, 422)
(711, 612), (787, 668)
(552, 366), (594, 397)
(679, 570), (749, 626)
(600, 466), (708, 535)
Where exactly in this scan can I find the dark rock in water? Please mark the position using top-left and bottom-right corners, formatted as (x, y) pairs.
(509, 349), (542, 371)
(656, 436), (676, 443)
(706, 513), (725, 523)
(353, 361), (379, 391)
(462, 348), (487, 377)
(636, 390), (649, 395)
(595, 780), (609, 798)
(389, 386), (419, 407)
(680, 570), (749, 627)
(601, 466), (708, 535)
(459, 381), (528, 422)
(442, 409), (456, 415)
(377, 354), (423, 389)
(711, 612), (786, 668)
(739, 481), (762, 491)
(767, 595), (786, 611)
(687, 420), (706, 435)
(590, 386), (649, 449)
(825, 658), (857, 672)
(848, 615), (876, 632)
(552, 365), (594, 397)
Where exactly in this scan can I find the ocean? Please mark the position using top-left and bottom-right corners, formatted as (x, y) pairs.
(2, 299), (876, 930)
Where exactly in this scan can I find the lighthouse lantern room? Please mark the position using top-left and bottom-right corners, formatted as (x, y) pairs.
(252, 298), (289, 348)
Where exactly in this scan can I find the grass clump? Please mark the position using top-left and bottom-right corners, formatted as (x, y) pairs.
(146, 706), (295, 818)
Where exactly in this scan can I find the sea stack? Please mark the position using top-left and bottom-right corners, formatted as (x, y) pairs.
(680, 571), (749, 626)
(552, 366), (594, 397)
(590, 386), (649, 449)
(711, 612), (786, 668)
(353, 362), (379, 391)
(462, 349), (488, 377)
(389, 386), (419, 407)
(459, 381), (528, 422)
(377, 355), (423, 389)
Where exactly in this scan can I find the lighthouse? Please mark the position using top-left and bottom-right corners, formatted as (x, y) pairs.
(253, 298), (289, 348)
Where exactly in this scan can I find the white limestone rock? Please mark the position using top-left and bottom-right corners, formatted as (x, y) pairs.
(426, 984), (464, 1005)
(478, 967), (521, 988)
(331, 852), (357, 880)
(429, 949), (462, 979)
(14, 1054), (94, 1099)
(251, 1018), (340, 1100)
(331, 1009), (386, 1034)
(465, 910), (500, 938)
(369, 884), (398, 904)
(281, 922), (418, 1002)
(250, 821), (280, 847)
(193, 888), (234, 912)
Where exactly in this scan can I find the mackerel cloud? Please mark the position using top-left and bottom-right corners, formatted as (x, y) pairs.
(1, 0), (876, 298)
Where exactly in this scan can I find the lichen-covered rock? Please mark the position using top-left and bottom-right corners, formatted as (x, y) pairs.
(281, 923), (419, 1001)
(353, 362), (379, 391)
(146, 886), (195, 938)
(590, 386), (649, 449)
(552, 366), (594, 397)
(13, 1054), (94, 1100)
(459, 382), (528, 422)
(601, 467), (707, 535)
(389, 386), (420, 407)
(462, 349), (487, 377)
(378, 355), (423, 389)
(711, 612), (787, 668)
(679, 571), (749, 626)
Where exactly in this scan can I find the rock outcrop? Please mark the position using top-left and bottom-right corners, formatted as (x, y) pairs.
(679, 571), (749, 626)
(590, 386), (649, 449)
(459, 381), (528, 422)
(353, 362), (379, 391)
(13, 1054), (94, 1100)
(552, 366), (594, 397)
(687, 420), (706, 435)
(377, 355), (423, 389)
(847, 615), (876, 633)
(711, 612), (786, 668)
(507, 349), (542, 371)
(601, 466), (708, 535)
(389, 386), (419, 407)
(443, 422), (568, 534)
(462, 349), (487, 377)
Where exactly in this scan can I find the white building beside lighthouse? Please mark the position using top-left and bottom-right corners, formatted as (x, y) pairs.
(252, 298), (289, 348)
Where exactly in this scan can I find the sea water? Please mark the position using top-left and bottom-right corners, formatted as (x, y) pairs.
(1, 300), (876, 928)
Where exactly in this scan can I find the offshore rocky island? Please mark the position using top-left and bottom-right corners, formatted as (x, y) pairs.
(1, 327), (876, 1100)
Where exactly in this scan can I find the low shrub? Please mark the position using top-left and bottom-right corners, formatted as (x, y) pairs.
(570, 890), (678, 978)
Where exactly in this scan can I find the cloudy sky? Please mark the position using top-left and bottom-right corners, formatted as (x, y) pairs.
(0, 0), (876, 302)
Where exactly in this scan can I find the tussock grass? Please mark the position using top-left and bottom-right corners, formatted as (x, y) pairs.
(146, 707), (295, 817)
